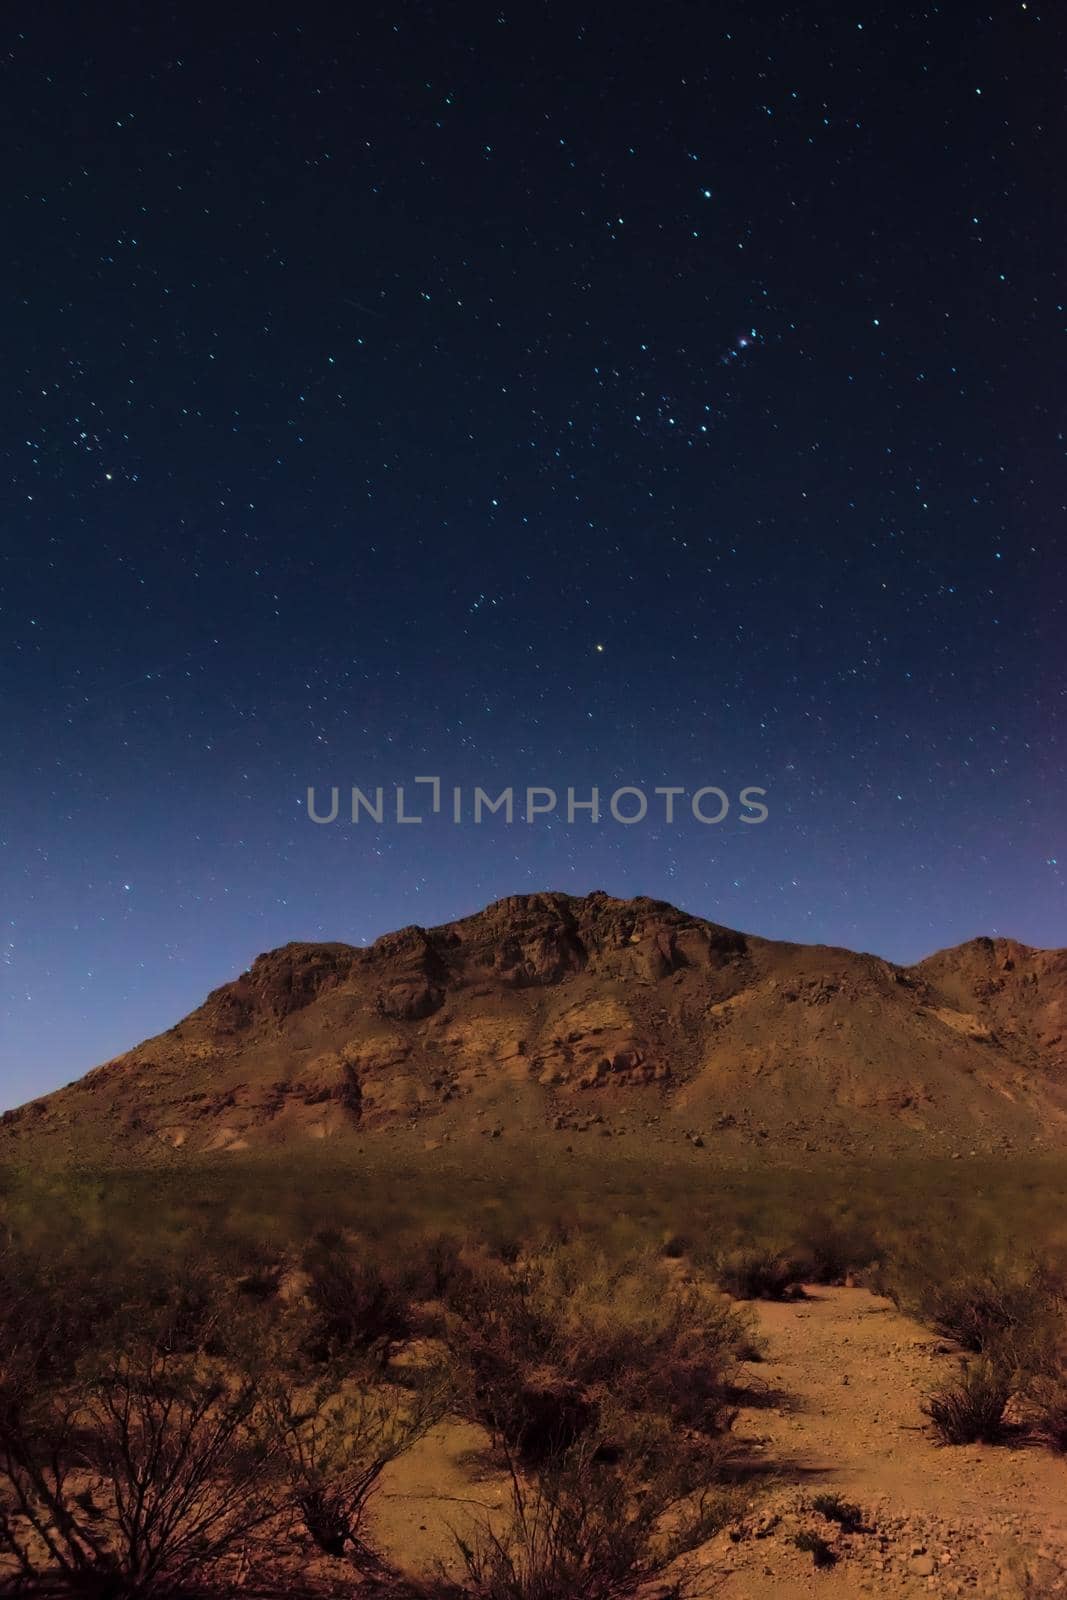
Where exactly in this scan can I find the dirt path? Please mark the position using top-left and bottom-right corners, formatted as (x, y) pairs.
(700, 1285), (1067, 1598)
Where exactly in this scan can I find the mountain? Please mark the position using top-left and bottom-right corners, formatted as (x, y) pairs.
(4, 892), (1067, 1163)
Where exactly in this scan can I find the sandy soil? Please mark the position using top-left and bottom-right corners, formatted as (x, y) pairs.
(372, 1286), (1067, 1598)
(696, 1286), (1067, 1598)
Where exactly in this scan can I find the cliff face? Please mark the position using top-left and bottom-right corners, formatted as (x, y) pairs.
(4, 892), (1066, 1163)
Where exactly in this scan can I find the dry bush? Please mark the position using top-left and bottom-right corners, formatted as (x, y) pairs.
(0, 1243), (123, 1390)
(131, 1257), (232, 1357)
(924, 1356), (1011, 1445)
(435, 1438), (732, 1600)
(1027, 1372), (1067, 1452)
(556, 1267), (744, 1437)
(301, 1237), (411, 1366)
(265, 1373), (446, 1566)
(660, 1233), (689, 1260)
(714, 1246), (803, 1302)
(882, 1252), (1067, 1453)
(0, 1239), (265, 1388)
(397, 1232), (472, 1305)
(0, 1345), (280, 1595)
(445, 1263), (584, 1463)
(444, 1246), (745, 1463)
(789, 1215), (881, 1285)
(921, 1269), (1049, 1358)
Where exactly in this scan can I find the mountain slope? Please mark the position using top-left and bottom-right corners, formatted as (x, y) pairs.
(4, 892), (1067, 1163)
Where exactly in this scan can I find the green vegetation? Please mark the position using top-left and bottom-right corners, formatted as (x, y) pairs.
(3, 1148), (1065, 1272)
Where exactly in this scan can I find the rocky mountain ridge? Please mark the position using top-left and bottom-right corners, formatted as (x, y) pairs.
(4, 892), (1066, 1161)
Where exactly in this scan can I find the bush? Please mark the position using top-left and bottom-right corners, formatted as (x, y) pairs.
(922, 1270), (1048, 1358)
(0, 1345), (280, 1594)
(444, 1248), (745, 1463)
(266, 1374), (445, 1566)
(791, 1214), (880, 1285)
(0, 1243), (123, 1387)
(398, 1231), (470, 1304)
(924, 1357), (1011, 1445)
(438, 1438), (730, 1600)
(136, 1257), (228, 1355)
(445, 1264), (594, 1462)
(1029, 1373), (1067, 1453)
(302, 1240), (411, 1366)
(715, 1247), (803, 1302)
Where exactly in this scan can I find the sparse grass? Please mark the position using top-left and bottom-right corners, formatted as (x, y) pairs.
(924, 1356), (1012, 1445)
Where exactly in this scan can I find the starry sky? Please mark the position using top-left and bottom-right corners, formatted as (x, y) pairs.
(3, 2), (1065, 1108)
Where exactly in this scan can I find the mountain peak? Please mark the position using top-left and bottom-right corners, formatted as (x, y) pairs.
(3, 894), (1065, 1162)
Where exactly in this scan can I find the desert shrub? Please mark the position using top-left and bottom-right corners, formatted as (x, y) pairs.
(924, 1357), (1011, 1445)
(0, 1345), (280, 1594)
(1028, 1372), (1067, 1452)
(397, 1231), (472, 1305)
(235, 1255), (285, 1301)
(438, 1438), (733, 1600)
(445, 1263), (590, 1463)
(265, 1374), (445, 1565)
(810, 1492), (864, 1532)
(445, 1247), (745, 1462)
(302, 1239), (411, 1366)
(791, 1214), (881, 1285)
(0, 1238), (268, 1390)
(732, 1328), (766, 1363)
(545, 1249), (746, 1424)
(0, 1243), (125, 1388)
(660, 1232), (689, 1260)
(793, 1529), (837, 1568)
(921, 1269), (1049, 1358)
(490, 1233), (525, 1266)
(128, 1256), (231, 1356)
(715, 1246), (803, 1302)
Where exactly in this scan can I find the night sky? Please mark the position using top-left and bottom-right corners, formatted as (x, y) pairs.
(3, 3), (1065, 1108)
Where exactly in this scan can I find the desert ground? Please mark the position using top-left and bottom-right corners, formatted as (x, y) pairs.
(1, 895), (1065, 1595)
(1, 1150), (1065, 1597)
